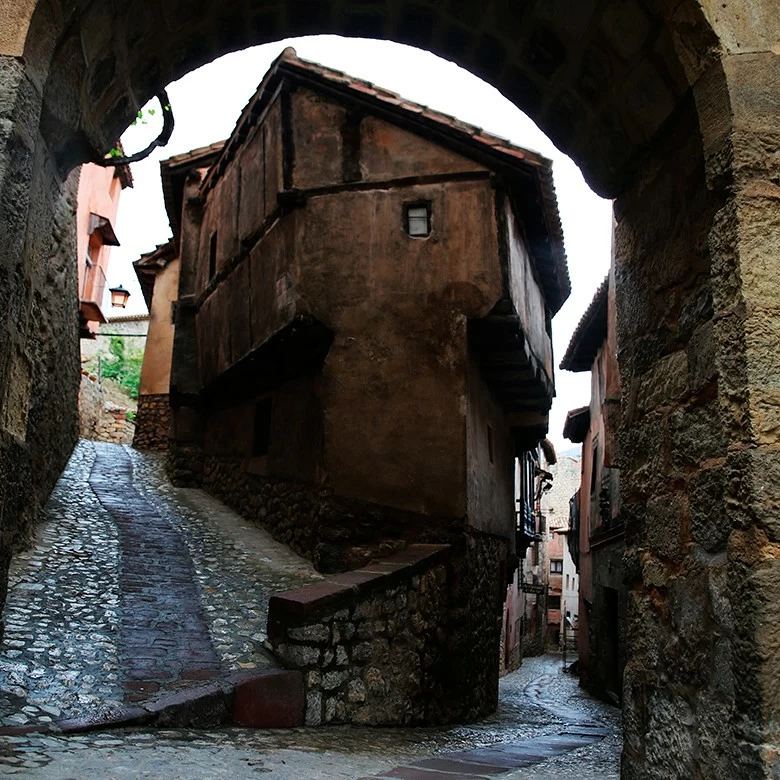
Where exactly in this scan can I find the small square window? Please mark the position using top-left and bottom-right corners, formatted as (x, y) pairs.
(550, 559), (563, 574)
(405, 204), (430, 237)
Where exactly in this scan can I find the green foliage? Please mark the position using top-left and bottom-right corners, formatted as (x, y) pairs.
(101, 337), (144, 400)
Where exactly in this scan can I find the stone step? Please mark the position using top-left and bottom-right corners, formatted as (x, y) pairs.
(0, 668), (306, 736)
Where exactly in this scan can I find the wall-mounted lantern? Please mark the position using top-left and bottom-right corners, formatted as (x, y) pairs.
(109, 284), (131, 308)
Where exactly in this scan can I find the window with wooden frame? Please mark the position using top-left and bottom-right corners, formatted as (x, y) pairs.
(404, 202), (431, 237)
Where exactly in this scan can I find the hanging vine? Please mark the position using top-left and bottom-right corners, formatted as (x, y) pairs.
(94, 89), (175, 167)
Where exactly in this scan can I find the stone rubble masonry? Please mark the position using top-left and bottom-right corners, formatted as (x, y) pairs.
(193, 453), (463, 574)
(78, 370), (103, 438)
(175, 446), (507, 724)
(133, 393), (171, 451)
(78, 372), (135, 445)
(268, 544), (450, 726)
(0, 668), (305, 736)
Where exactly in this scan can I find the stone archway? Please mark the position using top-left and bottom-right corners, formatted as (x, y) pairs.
(1, 1), (779, 777)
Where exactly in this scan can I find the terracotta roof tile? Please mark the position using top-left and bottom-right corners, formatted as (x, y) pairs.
(161, 140), (226, 170)
(560, 276), (609, 372)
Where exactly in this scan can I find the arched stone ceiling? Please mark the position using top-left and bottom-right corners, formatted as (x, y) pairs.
(25, 0), (714, 196)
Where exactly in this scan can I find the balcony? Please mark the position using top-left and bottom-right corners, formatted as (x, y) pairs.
(469, 311), (554, 449)
(79, 261), (107, 337)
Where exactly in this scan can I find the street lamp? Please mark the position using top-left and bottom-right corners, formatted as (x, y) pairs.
(109, 284), (131, 308)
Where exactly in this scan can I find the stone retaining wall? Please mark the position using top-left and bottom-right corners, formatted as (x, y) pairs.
(78, 371), (103, 439)
(94, 404), (135, 445)
(268, 544), (450, 725)
(78, 373), (134, 445)
(133, 393), (171, 451)
(197, 454), (459, 573)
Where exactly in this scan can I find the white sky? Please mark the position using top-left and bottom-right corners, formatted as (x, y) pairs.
(108, 35), (611, 450)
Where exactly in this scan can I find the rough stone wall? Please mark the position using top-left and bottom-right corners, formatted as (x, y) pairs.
(78, 370), (102, 439)
(199, 454), (462, 573)
(93, 404), (134, 444)
(78, 372), (134, 444)
(614, 95), (740, 778)
(269, 545), (453, 725)
(133, 393), (171, 451)
(442, 533), (507, 722)
(0, 95), (80, 640)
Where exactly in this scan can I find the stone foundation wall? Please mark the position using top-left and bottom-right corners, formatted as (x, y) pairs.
(444, 533), (507, 721)
(195, 454), (463, 573)
(269, 545), (450, 725)
(133, 393), (171, 451)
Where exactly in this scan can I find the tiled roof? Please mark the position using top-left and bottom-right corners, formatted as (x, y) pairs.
(559, 276), (609, 372)
(563, 405), (590, 444)
(133, 239), (176, 308)
(201, 47), (570, 314)
(161, 141), (226, 170)
(135, 240), (175, 269)
(160, 142), (225, 240)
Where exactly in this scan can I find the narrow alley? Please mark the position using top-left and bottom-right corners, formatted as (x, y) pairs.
(0, 442), (619, 777)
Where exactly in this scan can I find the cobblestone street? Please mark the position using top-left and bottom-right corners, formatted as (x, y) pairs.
(0, 441), (620, 777)
(0, 441), (320, 728)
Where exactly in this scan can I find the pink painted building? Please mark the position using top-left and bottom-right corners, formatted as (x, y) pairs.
(75, 160), (132, 338)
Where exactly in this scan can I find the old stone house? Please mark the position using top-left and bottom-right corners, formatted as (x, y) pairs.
(167, 48), (568, 719)
(507, 444), (579, 662)
(541, 454), (580, 650)
(562, 273), (624, 704)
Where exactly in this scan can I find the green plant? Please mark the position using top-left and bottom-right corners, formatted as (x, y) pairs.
(101, 336), (144, 399)
(109, 102), (172, 157)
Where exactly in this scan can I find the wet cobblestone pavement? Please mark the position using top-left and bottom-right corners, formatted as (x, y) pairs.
(0, 441), (620, 776)
(0, 441), (319, 726)
(0, 655), (620, 777)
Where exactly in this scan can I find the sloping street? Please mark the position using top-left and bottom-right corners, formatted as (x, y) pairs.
(0, 442), (619, 777)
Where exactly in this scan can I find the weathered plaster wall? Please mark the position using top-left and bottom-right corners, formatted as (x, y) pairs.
(291, 87), (486, 189)
(297, 180), (500, 518)
(465, 352), (514, 542)
(74, 163), (121, 301)
(138, 257), (179, 397)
